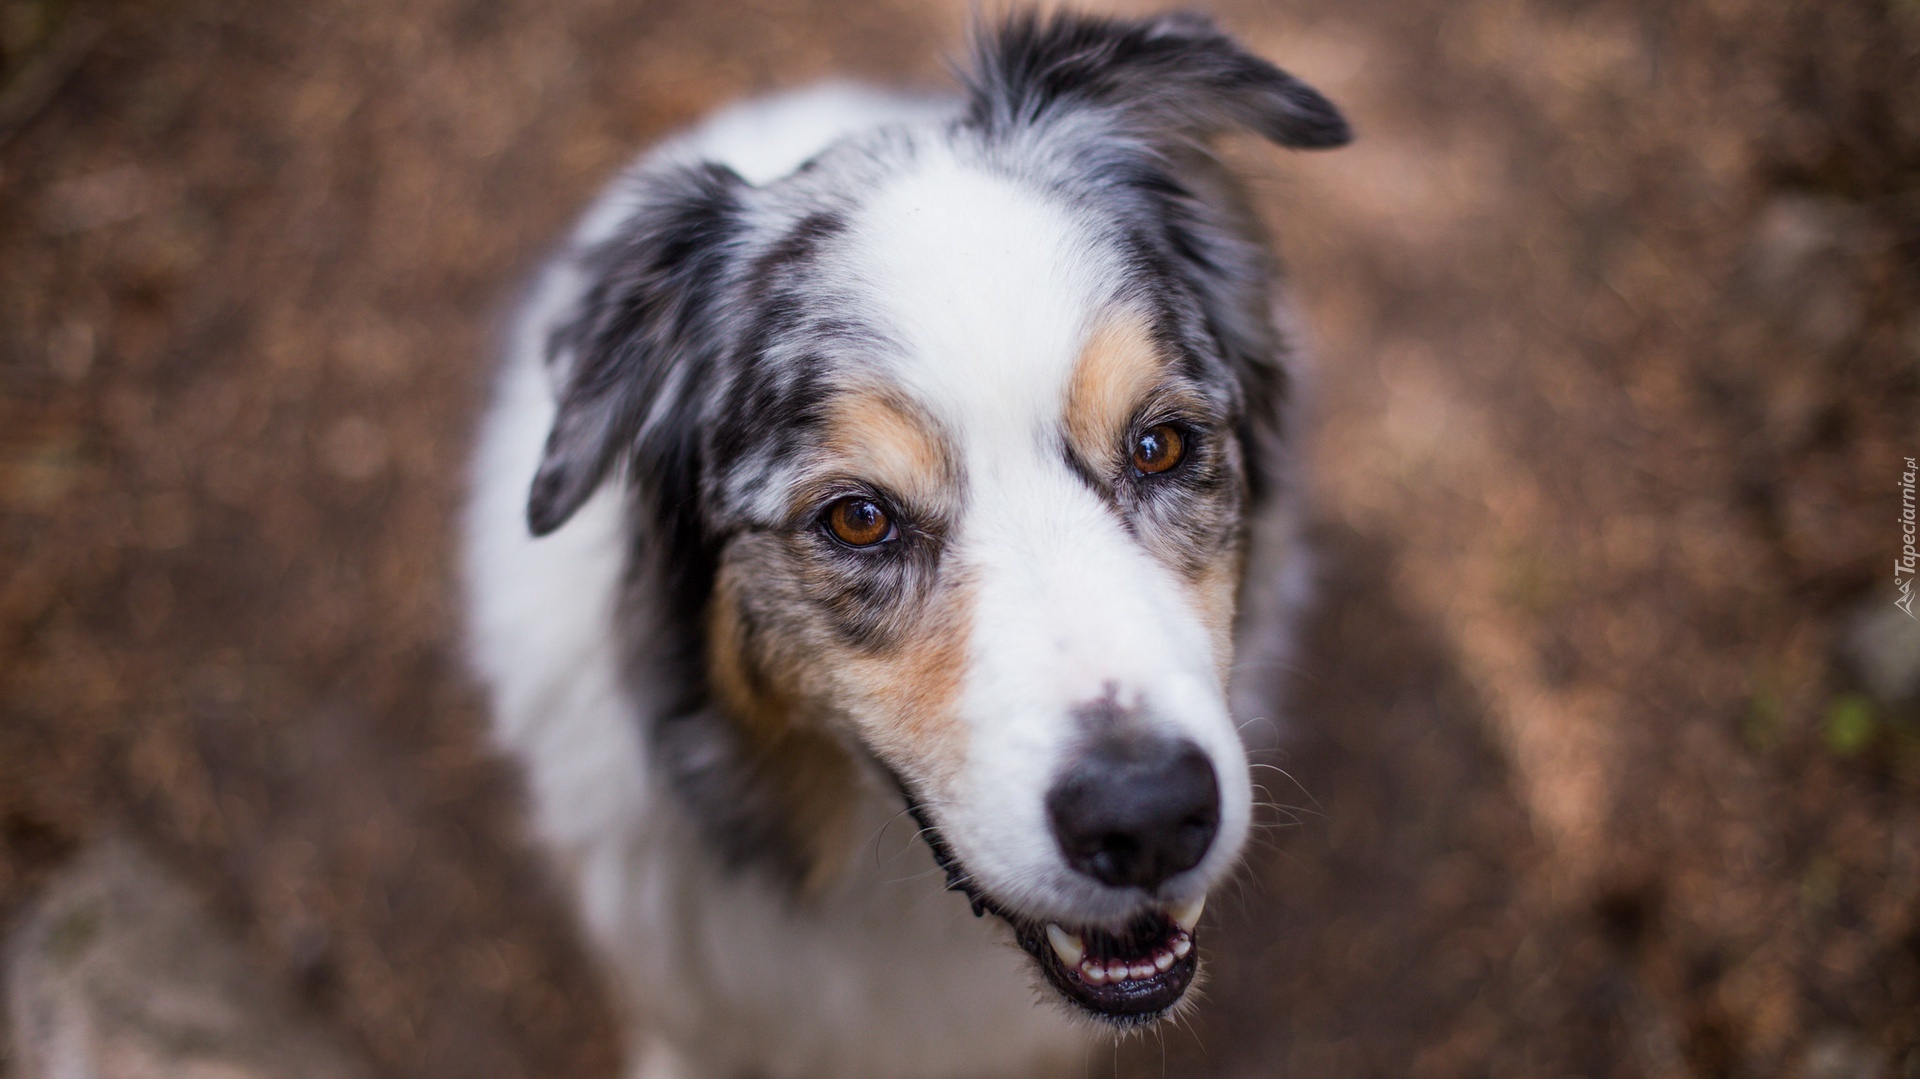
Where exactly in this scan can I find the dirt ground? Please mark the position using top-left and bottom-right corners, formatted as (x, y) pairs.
(1, 0), (1916, 1076)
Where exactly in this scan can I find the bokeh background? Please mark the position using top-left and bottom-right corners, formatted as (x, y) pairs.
(2, 0), (1917, 1075)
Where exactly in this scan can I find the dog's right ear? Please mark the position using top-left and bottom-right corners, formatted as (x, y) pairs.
(527, 162), (747, 536)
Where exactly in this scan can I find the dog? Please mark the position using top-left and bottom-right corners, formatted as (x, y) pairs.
(462, 10), (1347, 1078)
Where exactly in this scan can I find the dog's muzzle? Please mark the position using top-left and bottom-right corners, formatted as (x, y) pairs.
(901, 768), (1214, 1025)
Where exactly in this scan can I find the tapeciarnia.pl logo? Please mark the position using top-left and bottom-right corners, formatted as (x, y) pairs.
(1899, 456), (1917, 619)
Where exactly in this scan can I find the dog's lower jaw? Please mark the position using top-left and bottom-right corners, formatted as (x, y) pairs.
(1018, 912), (1202, 1025)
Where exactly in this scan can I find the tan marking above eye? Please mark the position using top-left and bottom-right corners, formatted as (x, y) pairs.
(800, 389), (958, 526)
(1065, 311), (1173, 467)
(826, 496), (893, 546)
(1132, 424), (1185, 475)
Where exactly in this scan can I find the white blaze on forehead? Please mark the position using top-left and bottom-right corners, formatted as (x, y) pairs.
(844, 158), (1111, 448)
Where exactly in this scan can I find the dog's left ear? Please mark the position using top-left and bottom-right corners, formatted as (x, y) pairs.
(964, 10), (1350, 150)
(527, 162), (747, 537)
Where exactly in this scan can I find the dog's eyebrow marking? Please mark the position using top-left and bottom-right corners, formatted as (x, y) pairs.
(1063, 311), (1172, 472)
(814, 388), (959, 510)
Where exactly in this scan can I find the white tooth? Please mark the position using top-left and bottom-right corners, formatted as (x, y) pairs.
(1081, 960), (1108, 985)
(1172, 897), (1206, 931)
(1154, 950), (1174, 972)
(1105, 960), (1129, 983)
(1045, 924), (1084, 967)
(1128, 960), (1156, 980)
(1172, 935), (1192, 958)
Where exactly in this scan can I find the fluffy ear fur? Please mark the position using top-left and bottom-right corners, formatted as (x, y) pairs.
(963, 10), (1351, 150)
(527, 161), (748, 537)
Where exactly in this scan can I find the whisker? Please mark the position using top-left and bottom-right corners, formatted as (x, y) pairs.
(868, 805), (920, 868)
(1247, 760), (1323, 815)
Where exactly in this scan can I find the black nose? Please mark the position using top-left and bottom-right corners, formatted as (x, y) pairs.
(1046, 737), (1220, 891)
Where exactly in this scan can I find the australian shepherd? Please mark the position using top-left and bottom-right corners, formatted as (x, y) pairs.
(463, 10), (1348, 1078)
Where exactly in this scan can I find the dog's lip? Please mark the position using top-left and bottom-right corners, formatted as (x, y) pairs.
(1011, 909), (1200, 1023)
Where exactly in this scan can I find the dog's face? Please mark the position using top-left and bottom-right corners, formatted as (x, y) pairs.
(524, 12), (1347, 1025)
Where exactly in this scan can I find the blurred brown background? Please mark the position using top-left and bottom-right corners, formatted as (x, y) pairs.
(1, 0), (1916, 1075)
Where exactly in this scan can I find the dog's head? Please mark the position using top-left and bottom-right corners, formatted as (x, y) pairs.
(525, 11), (1347, 1025)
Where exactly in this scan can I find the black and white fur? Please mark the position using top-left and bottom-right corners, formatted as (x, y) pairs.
(463, 12), (1347, 1079)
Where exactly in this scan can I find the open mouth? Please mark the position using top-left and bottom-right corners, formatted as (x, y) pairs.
(903, 796), (1206, 1024)
(1013, 899), (1203, 1022)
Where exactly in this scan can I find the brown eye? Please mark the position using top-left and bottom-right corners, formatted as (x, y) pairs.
(825, 497), (894, 547)
(1131, 424), (1186, 475)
